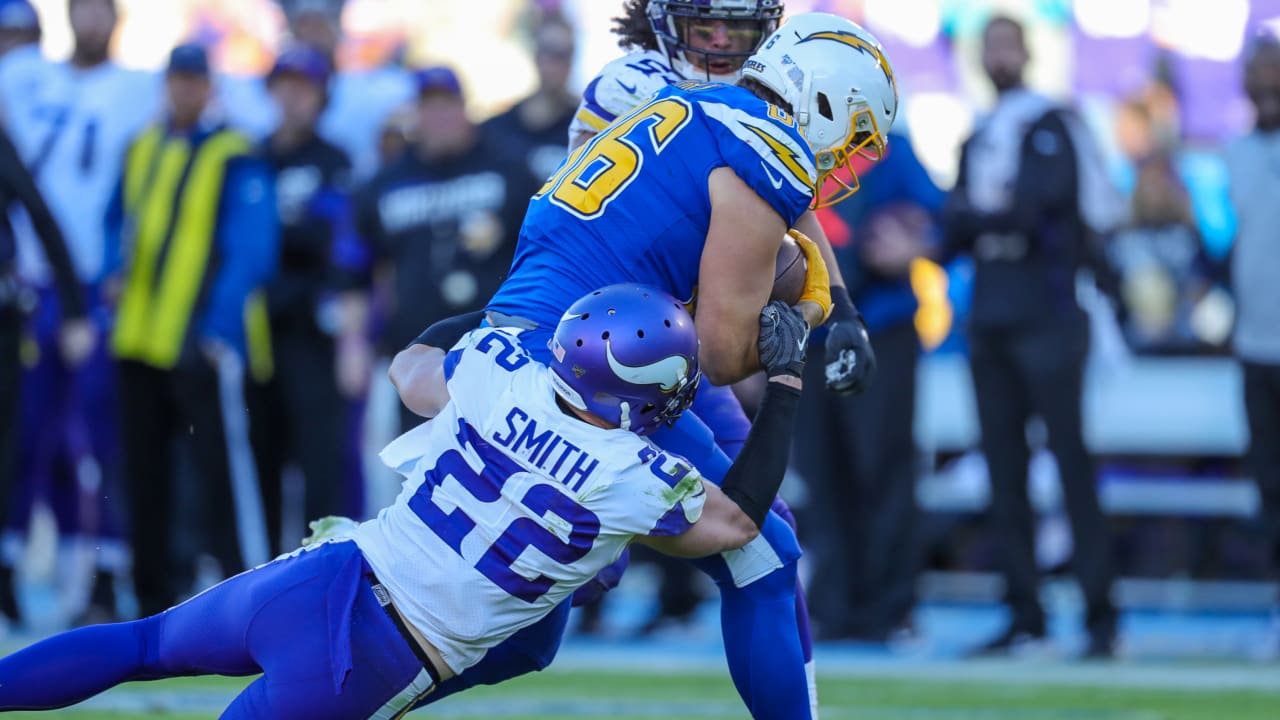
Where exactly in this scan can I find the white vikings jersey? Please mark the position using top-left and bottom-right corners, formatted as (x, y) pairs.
(354, 327), (706, 674)
(568, 49), (683, 145)
(3, 59), (159, 284)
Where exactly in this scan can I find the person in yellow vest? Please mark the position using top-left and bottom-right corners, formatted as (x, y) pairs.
(104, 44), (279, 617)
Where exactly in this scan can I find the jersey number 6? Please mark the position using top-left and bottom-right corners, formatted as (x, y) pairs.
(536, 97), (692, 220)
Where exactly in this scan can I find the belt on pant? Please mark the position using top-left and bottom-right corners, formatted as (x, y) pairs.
(365, 570), (444, 686)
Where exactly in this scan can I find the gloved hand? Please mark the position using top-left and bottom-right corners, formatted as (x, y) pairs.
(757, 300), (809, 379)
(301, 515), (359, 547)
(824, 291), (877, 394)
(790, 229), (832, 324)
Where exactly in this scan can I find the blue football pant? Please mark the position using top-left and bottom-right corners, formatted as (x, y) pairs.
(0, 541), (435, 718)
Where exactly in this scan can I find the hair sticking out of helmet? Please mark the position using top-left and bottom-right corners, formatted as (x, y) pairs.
(548, 284), (702, 436)
(742, 13), (898, 208)
(647, 0), (783, 82)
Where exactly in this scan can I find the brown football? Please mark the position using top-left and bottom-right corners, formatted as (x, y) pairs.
(770, 233), (807, 306)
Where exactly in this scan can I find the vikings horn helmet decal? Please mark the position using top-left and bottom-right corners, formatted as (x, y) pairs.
(549, 284), (702, 435)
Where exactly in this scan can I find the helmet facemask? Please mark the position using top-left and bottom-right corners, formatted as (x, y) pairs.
(649, 1), (782, 82)
(811, 105), (886, 209)
(739, 14), (900, 209)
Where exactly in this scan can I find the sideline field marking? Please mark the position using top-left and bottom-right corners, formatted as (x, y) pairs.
(78, 692), (1167, 720)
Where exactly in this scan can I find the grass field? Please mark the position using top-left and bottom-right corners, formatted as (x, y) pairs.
(9, 665), (1278, 719)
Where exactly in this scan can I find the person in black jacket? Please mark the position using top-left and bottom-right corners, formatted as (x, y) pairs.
(0, 124), (94, 624)
(943, 15), (1118, 658)
(251, 44), (367, 554)
(352, 66), (540, 432)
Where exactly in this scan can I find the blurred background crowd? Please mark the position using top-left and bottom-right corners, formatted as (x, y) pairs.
(0, 0), (1277, 662)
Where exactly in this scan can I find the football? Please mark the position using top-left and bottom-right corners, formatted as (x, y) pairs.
(769, 232), (807, 306)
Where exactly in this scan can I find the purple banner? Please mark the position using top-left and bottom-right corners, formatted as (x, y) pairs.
(1071, 26), (1156, 98)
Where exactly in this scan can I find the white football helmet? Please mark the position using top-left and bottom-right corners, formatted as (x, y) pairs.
(742, 13), (899, 207)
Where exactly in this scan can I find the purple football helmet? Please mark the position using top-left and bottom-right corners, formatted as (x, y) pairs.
(548, 284), (701, 436)
(647, 0), (783, 81)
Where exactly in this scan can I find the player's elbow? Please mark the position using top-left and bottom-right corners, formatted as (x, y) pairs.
(696, 321), (757, 385)
(701, 364), (739, 387)
(389, 345), (448, 417)
(698, 350), (750, 387)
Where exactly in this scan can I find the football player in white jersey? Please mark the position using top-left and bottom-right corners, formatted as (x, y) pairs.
(569, 0), (783, 149)
(0, 284), (811, 718)
(2, 0), (159, 625)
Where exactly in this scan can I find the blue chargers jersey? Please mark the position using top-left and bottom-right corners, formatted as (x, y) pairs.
(488, 82), (816, 332)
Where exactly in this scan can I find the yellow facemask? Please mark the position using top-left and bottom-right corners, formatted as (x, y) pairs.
(810, 106), (886, 209)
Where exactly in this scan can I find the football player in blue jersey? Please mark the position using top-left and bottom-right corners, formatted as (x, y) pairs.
(392, 13), (898, 719)
(0, 284), (811, 718)
(569, 0), (805, 670)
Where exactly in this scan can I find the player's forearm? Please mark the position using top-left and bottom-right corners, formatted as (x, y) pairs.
(721, 378), (803, 528)
(694, 289), (765, 384)
(697, 322), (760, 386)
(636, 483), (760, 558)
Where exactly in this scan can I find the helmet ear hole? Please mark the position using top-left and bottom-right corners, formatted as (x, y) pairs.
(816, 92), (834, 121)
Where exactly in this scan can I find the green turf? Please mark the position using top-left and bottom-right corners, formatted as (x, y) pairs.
(6, 668), (1278, 719)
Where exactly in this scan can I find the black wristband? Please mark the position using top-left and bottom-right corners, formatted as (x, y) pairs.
(767, 360), (805, 380)
(408, 310), (486, 350)
(721, 382), (801, 529)
(830, 286), (859, 324)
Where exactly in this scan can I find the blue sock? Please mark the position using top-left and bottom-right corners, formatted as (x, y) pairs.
(716, 559), (811, 720)
(656, 412), (815, 719)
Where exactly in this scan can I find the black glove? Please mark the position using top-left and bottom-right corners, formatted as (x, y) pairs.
(757, 300), (808, 378)
(824, 289), (877, 394)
